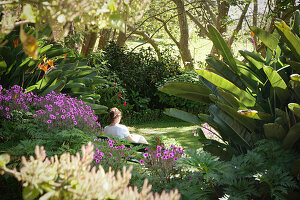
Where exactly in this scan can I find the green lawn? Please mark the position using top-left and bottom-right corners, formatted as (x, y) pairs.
(128, 116), (200, 150)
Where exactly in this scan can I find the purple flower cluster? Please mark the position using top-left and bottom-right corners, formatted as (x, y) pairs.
(93, 137), (132, 171)
(0, 85), (101, 133)
(140, 144), (184, 165)
(139, 144), (184, 181)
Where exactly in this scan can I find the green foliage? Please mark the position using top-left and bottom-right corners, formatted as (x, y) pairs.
(160, 12), (300, 157)
(102, 42), (181, 112)
(0, 112), (94, 165)
(0, 143), (181, 200)
(179, 140), (299, 200)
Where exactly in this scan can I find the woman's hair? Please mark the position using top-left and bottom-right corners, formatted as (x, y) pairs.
(108, 107), (121, 124)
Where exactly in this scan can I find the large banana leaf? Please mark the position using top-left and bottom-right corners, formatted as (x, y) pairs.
(237, 109), (273, 121)
(159, 82), (212, 103)
(288, 103), (300, 118)
(250, 26), (279, 51)
(217, 88), (247, 109)
(275, 20), (300, 59)
(263, 65), (290, 104)
(239, 50), (266, 82)
(206, 57), (245, 89)
(196, 69), (256, 107)
(208, 25), (237, 72)
(263, 123), (287, 140)
(287, 60), (300, 73)
(238, 65), (263, 92)
(209, 105), (252, 148)
(164, 108), (202, 126)
(216, 101), (257, 132)
(283, 123), (300, 149)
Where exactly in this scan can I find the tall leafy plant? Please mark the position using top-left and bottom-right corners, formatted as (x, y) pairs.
(159, 11), (300, 159)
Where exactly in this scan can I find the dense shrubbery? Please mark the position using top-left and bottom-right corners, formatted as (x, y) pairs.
(101, 42), (181, 111)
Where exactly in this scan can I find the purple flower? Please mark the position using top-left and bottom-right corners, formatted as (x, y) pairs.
(95, 159), (100, 163)
(33, 114), (37, 117)
(145, 147), (149, 151)
(139, 159), (144, 164)
(0, 106), (3, 110)
(174, 157), (178, 161)
(61, 115), (65, 119)
(5, 107), (9, 111)
(73, 121), (77, 125)
(47, 120), (52, 124)
(109, 153), (112, 156)
(49, 114), (56, 119)
(157, 146), (162, 152)
(143, 153), (149, 157)
(156, 153), (161, 158)
(6, 114), (11, 119)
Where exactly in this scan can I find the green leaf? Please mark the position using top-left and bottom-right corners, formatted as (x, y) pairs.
(263, 65), (290, 104)
(292, 10), (300, 35)
(275, 20), (300, 58)
(64, 82), (86, 88)
(208, 25), (237, 72)
(206, 57), (245, 89)
(23, 186), (40, 200)
(288, 103), (300, 118)
(283, 123), (300, 149)
(164, 108), (202, 126)
(287, 60), (300, 73)
(290, 74), (300, 84)
(216, 102), (257, 132)
(0, 154), (10, 168)
(263, 123), (287, 140)
(159, 82), (212, 103)
(196, 69), (256, 107)
(250, 26), (279, 50)
(217, 88), (247, 109)
(209, 105), (252, 148)
(237, 109), (273, 121)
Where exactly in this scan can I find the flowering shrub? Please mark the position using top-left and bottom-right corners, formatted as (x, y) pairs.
(93, 137), (135, 172)
(0, 142), (181, 200)
(0, 85), (101, 134)
(140, 144), (184, 182)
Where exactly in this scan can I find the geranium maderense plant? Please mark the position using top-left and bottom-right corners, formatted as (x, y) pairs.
(140, 144), (185, 182)
(0, 85), (101, 134)
(93, 137), (134, 172)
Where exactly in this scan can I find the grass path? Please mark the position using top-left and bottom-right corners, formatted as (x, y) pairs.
(127, 116), (201, 150)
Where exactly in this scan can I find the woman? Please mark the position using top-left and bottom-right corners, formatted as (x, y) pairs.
(103, 107), (148, 144)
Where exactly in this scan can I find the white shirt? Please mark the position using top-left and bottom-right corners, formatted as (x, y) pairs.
(103, 124), (130, 139)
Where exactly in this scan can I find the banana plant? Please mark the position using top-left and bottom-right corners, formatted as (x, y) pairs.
(160, 11), (300, 158)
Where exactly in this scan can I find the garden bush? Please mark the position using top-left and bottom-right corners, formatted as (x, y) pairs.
(155, 70), (208, 114)
(102, 42), (181, 112)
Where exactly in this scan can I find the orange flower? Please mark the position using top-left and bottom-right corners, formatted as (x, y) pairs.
(47, 60), (53, 66)
(13, 40), (19, 48)
(63, 53), (67, 57)
(250, 30), (255, 37)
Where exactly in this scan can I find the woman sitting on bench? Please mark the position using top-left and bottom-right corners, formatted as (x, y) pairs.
(103, 107), (148, 144)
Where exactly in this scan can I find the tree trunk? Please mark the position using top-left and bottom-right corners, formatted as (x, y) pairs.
(116, 31), (127, 46)
(172, 0), (193, 70)
(217, 0), (230, 34)
(253, 0), (258, 50)
(227, 2), (251, 48)
(98, 29), (111, 50)
(81, 31), (98, 56)
(128, 25), (161, 60)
